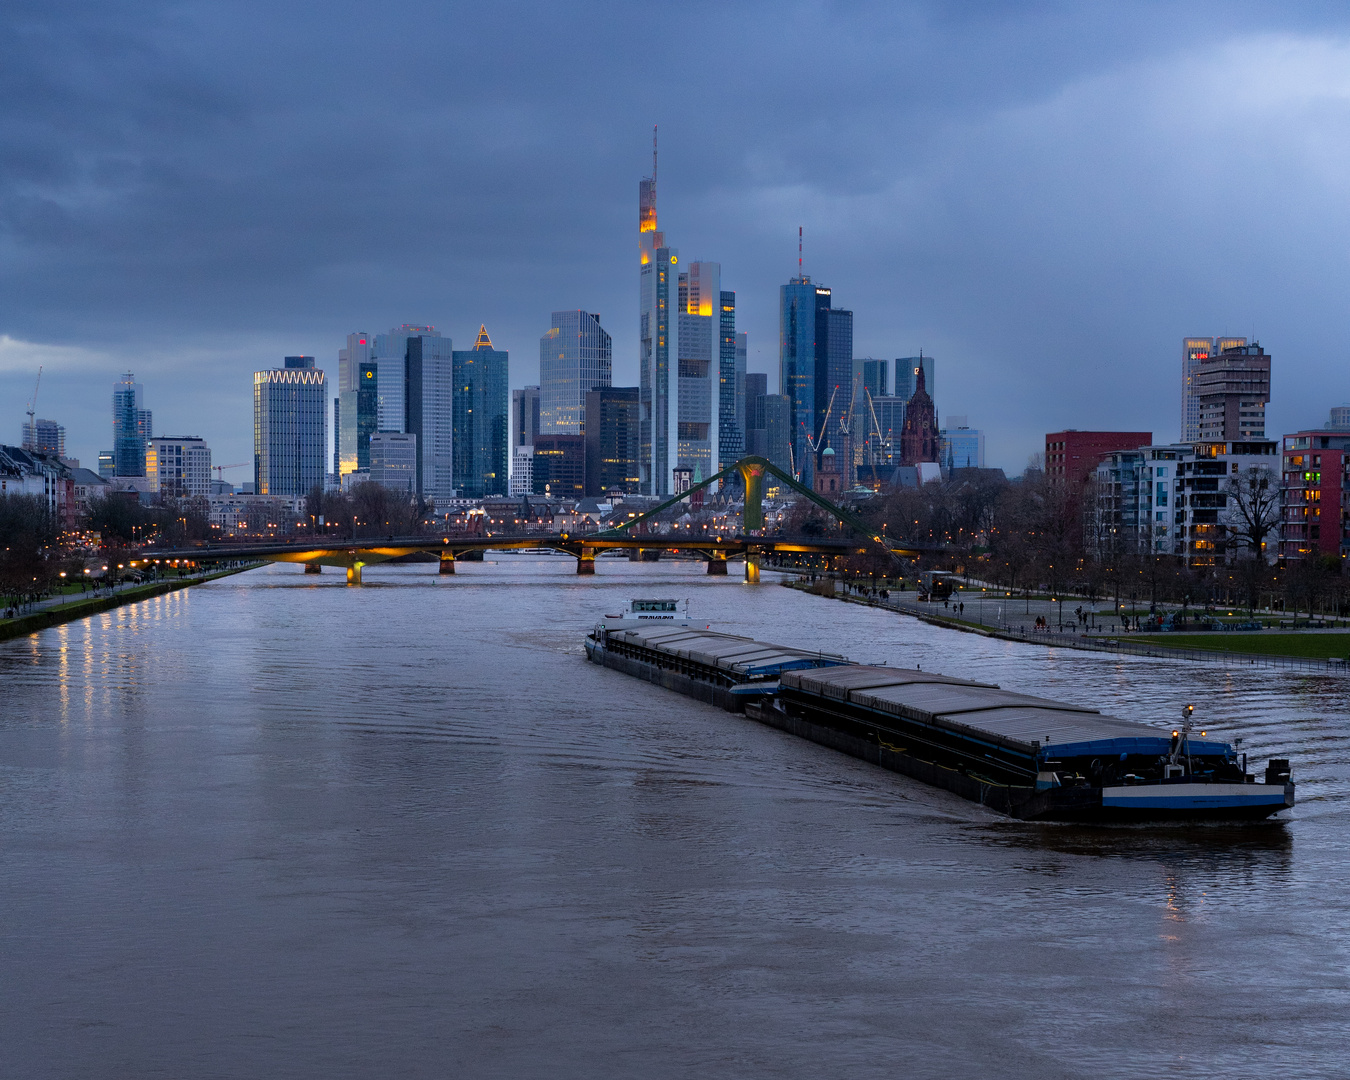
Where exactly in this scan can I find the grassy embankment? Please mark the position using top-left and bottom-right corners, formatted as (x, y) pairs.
(1114, 633), (1350, 659)
(0, 564), (260, 642)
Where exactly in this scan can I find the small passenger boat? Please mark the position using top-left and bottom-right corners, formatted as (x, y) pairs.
(598, 599), (693, 629)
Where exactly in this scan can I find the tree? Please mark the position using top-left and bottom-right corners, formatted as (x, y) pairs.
(0, 494), (59, 610)
(1226, 465), (1280, 562)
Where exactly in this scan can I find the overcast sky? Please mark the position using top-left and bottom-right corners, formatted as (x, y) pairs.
(5, 0), (1350, 473)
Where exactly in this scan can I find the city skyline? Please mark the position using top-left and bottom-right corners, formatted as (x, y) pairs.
(6, 5), (1350, 475)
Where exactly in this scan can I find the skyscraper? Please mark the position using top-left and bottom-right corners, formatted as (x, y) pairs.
(735, 332), (748, 453)
(372, 325), (436, 433)
(369, 432), (418, 494)
(112, 372), (152, 477)
(895, 355), (935, 404)
(584, 387), (640, 496)
(540, 311), (611, 436)
(338, 363), (379, 477)
(404, 328), (455, 500)
(1196, 341), (1270, 441)
(512, 386), (540, 448)
(717, 291), (742, 471)
(253, 357), (327, 496)
(860, 359), (889, 399)
(452, 326), (509, 498)
(1181, 337), (1246, 442)
(637, 152), (727, 494)
(779, 276), (838, 487)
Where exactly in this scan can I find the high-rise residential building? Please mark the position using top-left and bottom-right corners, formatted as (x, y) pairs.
(452, 326), (509, 499)
(899, 364), (940, 466)
(253, 356), (327, 496)
(1181, 337), (1246, 442)
(637, 158), (727, 495)
(1196, 341), (1270, 441)
(513, 386), (541, 448)
(369, 432), (418, 495)
(532, 434), (585, 497)
(584, 387), (640, 496)
(337, 362), (379, 478)
(21, 418), (65, 458)
(112, 372), (152, 477)
(895, 355), (935, 404)
(1280, 428), (1350, 563)
(147, 436), (211, 498)
(717, 291), (742, 471)
(404, 327), (455, 501)
(1330, 406), (1350, 430)
(1045, 430), (1153, 489)
(540, 311), (611, 436)
(940, 417), (985, 471)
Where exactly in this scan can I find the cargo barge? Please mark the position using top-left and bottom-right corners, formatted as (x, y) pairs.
(585, 623), (1295, 821)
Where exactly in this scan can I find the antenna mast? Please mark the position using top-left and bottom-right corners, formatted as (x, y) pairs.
(798, 226), (803, 277)
(652, 124), (658, 191)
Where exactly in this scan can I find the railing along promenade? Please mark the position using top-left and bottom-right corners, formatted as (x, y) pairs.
(820, 587), (1350, 678)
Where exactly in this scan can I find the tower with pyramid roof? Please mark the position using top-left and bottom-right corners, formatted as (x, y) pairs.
(452, 325), (510, 497)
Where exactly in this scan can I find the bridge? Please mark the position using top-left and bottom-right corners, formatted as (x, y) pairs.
(149, 456), (922, 584)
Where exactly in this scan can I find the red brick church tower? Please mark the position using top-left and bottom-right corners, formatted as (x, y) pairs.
(899, 364), (938, 466)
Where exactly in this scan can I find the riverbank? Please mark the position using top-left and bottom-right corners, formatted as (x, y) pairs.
(0, 564), (261, 642)
(784, 578), (1350, 676)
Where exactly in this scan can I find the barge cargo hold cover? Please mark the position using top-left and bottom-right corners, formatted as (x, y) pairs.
(585, 624), (1295, 822)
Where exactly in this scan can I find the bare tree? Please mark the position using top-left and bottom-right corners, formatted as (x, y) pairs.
(1226, 465), (1280, 560)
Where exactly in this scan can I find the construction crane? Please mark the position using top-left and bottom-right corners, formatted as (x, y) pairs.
(24, 366), (42, 446)
(213, 462), (249, 481)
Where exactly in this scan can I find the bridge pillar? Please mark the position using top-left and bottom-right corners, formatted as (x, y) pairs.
(439, 552), (455, 574)
(706, 554), (729, 575)
(304, 563), (322, 575)
(346, 562), (364, 586)
(576, 547), (596, 575)
(745, 548), (761, 584)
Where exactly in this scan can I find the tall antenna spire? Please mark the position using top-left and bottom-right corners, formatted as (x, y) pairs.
(798, 226), (803, 276)
(653, 124), (658, 190)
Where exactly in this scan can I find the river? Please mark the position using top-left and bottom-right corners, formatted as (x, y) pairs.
(2, 556), (1347, 1078)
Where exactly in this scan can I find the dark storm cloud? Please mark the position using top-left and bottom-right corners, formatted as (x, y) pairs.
(4, 1), (1350, 468)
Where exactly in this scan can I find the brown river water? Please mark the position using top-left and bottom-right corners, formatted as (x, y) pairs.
(1, 556), (1347, 1078)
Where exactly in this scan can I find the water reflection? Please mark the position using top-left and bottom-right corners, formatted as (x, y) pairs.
(0, 558), (1346, 1078)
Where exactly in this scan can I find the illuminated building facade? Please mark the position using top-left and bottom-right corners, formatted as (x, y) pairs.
(637, 158), (729, 494)
(253, 357), (327, 496)
(147, 436), (211, 498)
(1196, 341), (1270, 441)
(1279, 429), (1350, 564)
(584, 387), (640, 496)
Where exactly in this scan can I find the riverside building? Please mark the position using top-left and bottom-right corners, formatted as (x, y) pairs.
(1278, 422), (1350, 564)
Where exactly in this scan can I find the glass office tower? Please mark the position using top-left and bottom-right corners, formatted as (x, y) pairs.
(452, 326), (509, 498)
(539, 311), (611, 436)
(253, 357), (327, 496)
(717, 290), (742, 471)
(779, 278), (832, 487)
(112, 372), (152, 477)
(338, 363), (379, 477)
(404, 329), (455, 501)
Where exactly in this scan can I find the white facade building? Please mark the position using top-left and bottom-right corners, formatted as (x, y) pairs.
(147, 436), (212, 498)
(509, 444), (534, 496)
